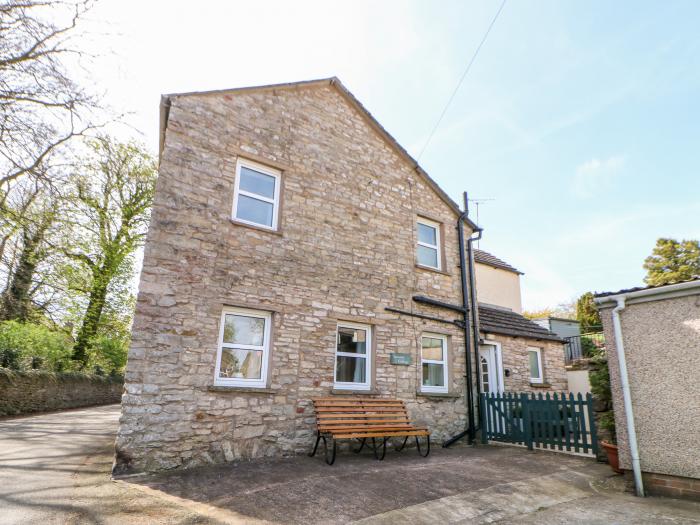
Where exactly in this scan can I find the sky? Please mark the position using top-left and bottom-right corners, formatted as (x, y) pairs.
(73, 0), (700, 310)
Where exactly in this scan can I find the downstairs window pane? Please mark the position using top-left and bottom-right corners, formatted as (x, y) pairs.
(336, 356), (366, 383)
(219, 348), (263, 379)
(422, 363), (445, 387)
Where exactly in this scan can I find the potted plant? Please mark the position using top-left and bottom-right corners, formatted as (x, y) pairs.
(599, 413), (621, 473)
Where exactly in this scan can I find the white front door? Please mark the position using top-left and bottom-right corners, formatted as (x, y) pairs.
(479, 343), (504, 394)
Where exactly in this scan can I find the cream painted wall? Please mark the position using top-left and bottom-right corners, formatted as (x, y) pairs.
(474, 263), (523, 313)
(566, 369), (591, 394)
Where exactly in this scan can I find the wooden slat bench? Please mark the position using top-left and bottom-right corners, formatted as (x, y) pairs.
(308, 397), (430, 465)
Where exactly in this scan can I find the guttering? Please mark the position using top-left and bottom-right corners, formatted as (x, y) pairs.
(595, 279), (700, 306)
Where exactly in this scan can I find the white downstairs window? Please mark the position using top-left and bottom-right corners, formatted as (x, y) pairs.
(334, 322), (371, 391)
(232, 159), (281, 230)
(214, 307), (271, 388)
(421, 333), (448, 393)
(528, 347), (544, 384)
(416, 218), (441, 270)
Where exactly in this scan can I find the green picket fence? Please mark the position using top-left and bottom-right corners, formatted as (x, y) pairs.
(480, 392), (598, 455)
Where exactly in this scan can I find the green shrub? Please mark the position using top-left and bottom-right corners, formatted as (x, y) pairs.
(589, 349), (616, 443)
(87, 334), (129, 375)
(0, 321), (74, 372)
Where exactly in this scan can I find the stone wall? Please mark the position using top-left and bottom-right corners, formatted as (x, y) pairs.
(482, 334), (568, 393)
(0, 368), (123, 417)
(115, 82), (474, 474)
(600, 292), (700, 482)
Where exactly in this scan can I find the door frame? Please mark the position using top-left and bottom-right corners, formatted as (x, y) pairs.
(479, 340), (504, 394)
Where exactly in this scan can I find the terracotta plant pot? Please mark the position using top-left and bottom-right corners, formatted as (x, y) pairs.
(601, 441), (622, 474)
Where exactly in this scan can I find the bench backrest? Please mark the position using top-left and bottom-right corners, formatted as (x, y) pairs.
(311, 397), (414, 433)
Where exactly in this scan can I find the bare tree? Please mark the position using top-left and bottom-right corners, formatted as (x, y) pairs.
(0, 0), (97, 199)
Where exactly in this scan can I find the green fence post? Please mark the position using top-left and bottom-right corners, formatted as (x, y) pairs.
(521, 392), (533, 450)
(587, 392), (599, 454)
(480, 393), (487, 444)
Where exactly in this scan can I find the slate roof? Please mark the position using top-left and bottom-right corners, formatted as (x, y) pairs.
(478, 304), (564, 342)
(594, 278), (700, 298)
(474, 249), (523, 275)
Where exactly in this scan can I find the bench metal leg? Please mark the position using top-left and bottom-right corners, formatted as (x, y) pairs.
(372, 437), (388, 461)
(324, 436), (337, 465)
(353, 438), (366, 454)
(396, 436), (409, 452)
(416, 435), (431, 458)
(309, 432), (321, 457)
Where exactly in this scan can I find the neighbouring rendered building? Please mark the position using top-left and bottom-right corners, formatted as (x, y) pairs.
(595, 280), (700, 500)
(114, 78), (566, 474)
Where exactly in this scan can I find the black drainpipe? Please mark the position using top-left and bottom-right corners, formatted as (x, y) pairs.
(466, 208), (483, 434)
(443, 192), (482, 447)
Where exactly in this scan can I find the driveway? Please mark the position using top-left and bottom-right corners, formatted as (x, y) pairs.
(1, 405), (699, 524)
(0, 405), (205, 524)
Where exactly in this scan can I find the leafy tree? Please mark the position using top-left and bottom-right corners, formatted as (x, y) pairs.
(643, 238), (700, 286)
(63, 138), (156, 367)
(576, 292), (601, 333)
(522, 301), (575, 320)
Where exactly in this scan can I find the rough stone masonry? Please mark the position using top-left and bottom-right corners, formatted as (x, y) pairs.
(115, 79), (563, 474)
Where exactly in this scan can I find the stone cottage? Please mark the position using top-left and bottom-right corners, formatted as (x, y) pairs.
(115, 78), (566, 474)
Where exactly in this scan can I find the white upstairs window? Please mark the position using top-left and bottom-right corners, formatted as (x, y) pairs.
(232, 159), (281, 230)
(214, 307), (271, 388)
(416, 218), (441, 270)
(421, 333), (448, 393)
(528, 347), (544, 384)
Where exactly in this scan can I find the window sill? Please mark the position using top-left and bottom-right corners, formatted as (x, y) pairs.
(415, 264), (451, 276)
(229, 219), (283, 236)
(529, 382), (551, 389)
(331, 388), (380, 396)
(208, 386), (276, 394)
(416, 391), (461, 399)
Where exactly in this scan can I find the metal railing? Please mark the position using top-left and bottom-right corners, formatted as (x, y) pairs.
(564, 332), (605, 364)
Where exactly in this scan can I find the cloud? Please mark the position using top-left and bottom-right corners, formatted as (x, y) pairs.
(572, 155), (625, 198)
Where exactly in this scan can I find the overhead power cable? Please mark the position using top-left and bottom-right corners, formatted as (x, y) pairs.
(417, 0), (508, 160)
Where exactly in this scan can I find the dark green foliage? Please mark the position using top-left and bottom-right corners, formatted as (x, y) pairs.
(643, 238), (700, 286)
(588, 347), (616, 443)
(576, 292), (602, 333)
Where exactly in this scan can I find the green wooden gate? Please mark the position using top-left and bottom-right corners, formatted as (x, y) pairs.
(480, 392), (598, 455)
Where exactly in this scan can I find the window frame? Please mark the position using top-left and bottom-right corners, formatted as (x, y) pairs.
(416, 217), (442, 270)
(334, 321), (372, 391)
(420, 332), (449, 393)
(528, 346), (544, 384)
(214, 306), (272, 388)
(231, 158), (282, 231)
